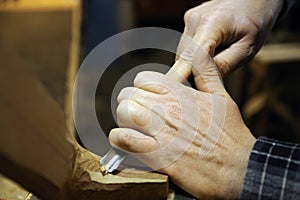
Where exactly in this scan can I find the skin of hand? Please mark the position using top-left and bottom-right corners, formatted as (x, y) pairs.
(176, 0), (284, 76)
(109, 51), (256, 199)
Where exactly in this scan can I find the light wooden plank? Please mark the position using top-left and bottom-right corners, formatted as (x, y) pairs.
(0, 0), (79, 11)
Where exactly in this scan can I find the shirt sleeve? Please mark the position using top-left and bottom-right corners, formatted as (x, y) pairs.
(287, 0), (297, 11)
(277, 0), (298, 22)
(240, 137), (300, 200)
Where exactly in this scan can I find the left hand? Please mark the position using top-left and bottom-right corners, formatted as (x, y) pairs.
(176, 0), (283, 76)
(109, 53), (256, 199)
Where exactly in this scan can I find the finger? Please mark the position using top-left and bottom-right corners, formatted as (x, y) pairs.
(172, 26), (222, 88)
(117, 87), (158, 104)
(133, 71), (170, 94)
(177, 25), (222, 61)
(214, 40), (256, 76)
(175, 33), (228, 96)
(192, 46), (229, 96)
(175, 27), (194, 61)
(117, 100), (150, 128)
(175, 6), (220, 61)
(118, 87), (166, 114)
(117, 100), (166, 137)
(109, 128), (159, 153)
(134, 71), (184, 94)
(192, 24), (223, 56)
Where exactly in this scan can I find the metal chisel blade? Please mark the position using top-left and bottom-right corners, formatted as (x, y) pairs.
(100, 148), (127, 174)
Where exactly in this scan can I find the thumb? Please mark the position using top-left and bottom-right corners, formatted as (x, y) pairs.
(214, 40), (258, 76)
(191, 47), (228, 96)
(172, 32), (228, 96)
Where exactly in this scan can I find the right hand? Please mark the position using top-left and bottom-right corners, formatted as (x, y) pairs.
(176, 0), (284, 76)
(109, 50), (256, 199)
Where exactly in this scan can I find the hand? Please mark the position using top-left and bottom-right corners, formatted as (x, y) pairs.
(177, 0), (284, 76)
(109, 52), (256, 199)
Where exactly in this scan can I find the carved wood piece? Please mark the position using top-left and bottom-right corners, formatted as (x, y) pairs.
(0, 65), (168, 200)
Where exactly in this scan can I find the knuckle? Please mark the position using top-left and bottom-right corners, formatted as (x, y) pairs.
(198, 14), (217, 26)
(184, 8), (199, 27)
(184, 7), (218, 27)
(133, 71), (147, 87)
(117, 132), (133, 150)
(118, 87), (141, 104)
(183, 9), (191, 24)
(117, 87), (129, 102)
(117, 100), (140, 123)
(116, 103), (124, 124)
(215, 58), (230, 76)
(116, 101), (129, 120)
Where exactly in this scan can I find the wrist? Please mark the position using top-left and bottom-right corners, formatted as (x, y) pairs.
(221, 128), (256, 199)
(234, 133), (256, 197)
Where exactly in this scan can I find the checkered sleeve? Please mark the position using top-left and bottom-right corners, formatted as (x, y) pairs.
(240, 137), (300, 200)
(287, 0), (297, 11)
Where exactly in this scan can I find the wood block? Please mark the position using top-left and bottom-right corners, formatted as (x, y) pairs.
(0, 0), (81, 134)
(0, 64), (169, 199)
(0, 2), (169, 199)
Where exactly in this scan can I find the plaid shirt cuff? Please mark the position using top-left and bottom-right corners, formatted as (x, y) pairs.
(240, 137), (300, 200)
